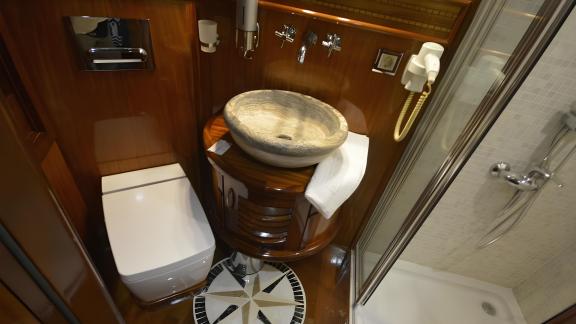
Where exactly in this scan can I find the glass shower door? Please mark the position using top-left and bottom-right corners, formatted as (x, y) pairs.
(353, 0), (568, 310)
(355, 2), (576, 321)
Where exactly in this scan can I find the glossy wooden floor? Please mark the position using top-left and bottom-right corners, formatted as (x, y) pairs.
(113, 245), (350, 323)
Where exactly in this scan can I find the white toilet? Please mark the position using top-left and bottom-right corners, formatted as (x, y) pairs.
(101, 163), (215, 302)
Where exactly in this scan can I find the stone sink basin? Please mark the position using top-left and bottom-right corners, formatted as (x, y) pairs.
(223, 90), (348, 168)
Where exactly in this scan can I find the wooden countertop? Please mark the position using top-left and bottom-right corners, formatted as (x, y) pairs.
(203, 114), (315, 194)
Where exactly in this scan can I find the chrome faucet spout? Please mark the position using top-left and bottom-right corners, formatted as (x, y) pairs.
(297, 31), (317, 64)
(297, 45), (307, 64)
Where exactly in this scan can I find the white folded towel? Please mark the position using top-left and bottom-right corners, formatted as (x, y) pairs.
(305, 132), (369, 219)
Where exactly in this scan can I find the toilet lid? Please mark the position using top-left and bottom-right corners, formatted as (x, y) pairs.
(102, 176), (215, 283)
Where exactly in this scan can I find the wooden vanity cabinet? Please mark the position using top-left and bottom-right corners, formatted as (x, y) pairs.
(203, 114), (340, 261)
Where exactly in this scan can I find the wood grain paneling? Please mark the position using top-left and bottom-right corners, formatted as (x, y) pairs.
(0, 241), (67, 324)
(0, 280), (41, 324)
(269, 0), (472, 41)
(0, 34), (52, 161)
(0, 0), (203, 249)
(197, 0), (477, 247)
(41, 143), (89, 240)
(546, 303), (576, 324)
(0, 96), (121, 322)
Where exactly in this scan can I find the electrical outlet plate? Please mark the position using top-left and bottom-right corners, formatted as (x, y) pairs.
(372, 48), (403, 76)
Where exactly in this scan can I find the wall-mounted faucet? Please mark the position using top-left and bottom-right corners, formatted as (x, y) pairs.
(321, 33), (341, 57)
(478, 109), (576, 248)
(274, 24), (296, 48)
(489, 162), (551, 191)
(297, 31), (317, 64)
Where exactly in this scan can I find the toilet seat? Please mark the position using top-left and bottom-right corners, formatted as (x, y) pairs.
(102, 164), (215, 301)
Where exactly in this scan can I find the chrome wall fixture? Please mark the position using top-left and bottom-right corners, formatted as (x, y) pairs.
(274, 24), (296, 48)
(66, 16), (154, 71)
(297, 31), (318, 64)
(479, 108), (576, 248)
(489, 162), (552, 192)
(321, 33), (342, 57)
(235, 0), (259, 59)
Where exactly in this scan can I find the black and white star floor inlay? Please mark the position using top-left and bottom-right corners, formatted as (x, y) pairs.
(193, 258), (306, 324)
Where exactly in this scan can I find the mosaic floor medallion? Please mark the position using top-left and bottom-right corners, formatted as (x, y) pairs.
(193, 258), (306, 324)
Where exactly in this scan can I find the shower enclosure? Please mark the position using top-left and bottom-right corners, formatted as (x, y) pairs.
(352, 1), (576, 323)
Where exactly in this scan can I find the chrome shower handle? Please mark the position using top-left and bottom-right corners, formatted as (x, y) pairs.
(489, 162), (551, 191)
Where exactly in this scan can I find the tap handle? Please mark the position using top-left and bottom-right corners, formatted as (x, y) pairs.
(274, 24), (296, 48)
(321, 33), (341, 57)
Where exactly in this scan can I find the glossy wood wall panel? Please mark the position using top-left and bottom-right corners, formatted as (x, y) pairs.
(0, 281), (39, 324)
(0, 0), (203, 247)
(197, 0), (477, 247)
(0, 242), (66, 324)
(41, 143), (89, 240)
(0, 98), (121, 322)
(263, 0), (472, 42)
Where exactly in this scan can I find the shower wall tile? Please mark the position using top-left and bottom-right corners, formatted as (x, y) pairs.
(513, 242), (576, 323)
(400, 7), (576, 323)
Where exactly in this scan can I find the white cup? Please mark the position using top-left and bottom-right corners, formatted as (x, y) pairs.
(198, 20), (218, 53)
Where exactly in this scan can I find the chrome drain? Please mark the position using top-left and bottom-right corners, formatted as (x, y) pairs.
(482, 302), (497, 316)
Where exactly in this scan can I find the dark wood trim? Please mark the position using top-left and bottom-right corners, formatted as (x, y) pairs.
(545, 303), (576, 324)
(0, 280), (40, 324)
(0, 36), (45, 134)
(0, 241), (68, 323)
(0, 38), (123, 323)
(259, 0), (448, 44)
(0, 33), (52, 160)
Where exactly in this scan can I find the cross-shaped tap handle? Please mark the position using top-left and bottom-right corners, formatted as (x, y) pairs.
(321, 33), (341, 57)
(274, 24), (296, 48)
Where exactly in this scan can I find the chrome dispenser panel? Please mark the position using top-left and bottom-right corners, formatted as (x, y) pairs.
(66, 16), (154, 71)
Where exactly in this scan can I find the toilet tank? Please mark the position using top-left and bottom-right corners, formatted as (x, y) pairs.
(101, 164), (215, 302)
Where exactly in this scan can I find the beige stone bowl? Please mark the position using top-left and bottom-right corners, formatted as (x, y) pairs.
(223, 90), (348, 168)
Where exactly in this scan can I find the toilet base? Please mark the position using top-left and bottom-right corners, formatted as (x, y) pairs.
(193, 257), (306, 324)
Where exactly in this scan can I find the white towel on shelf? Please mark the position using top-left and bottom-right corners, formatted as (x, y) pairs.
(305, 132), (369, 219)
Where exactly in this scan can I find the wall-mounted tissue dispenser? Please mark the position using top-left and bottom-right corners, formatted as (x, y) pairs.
(66, 16), (154, 71)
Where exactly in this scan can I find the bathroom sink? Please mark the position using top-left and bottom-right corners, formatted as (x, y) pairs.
(223, 90), (348, 168)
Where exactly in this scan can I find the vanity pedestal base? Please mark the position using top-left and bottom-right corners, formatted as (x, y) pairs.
(203, 114), (340, 262)
(228, 252), (264, 277)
